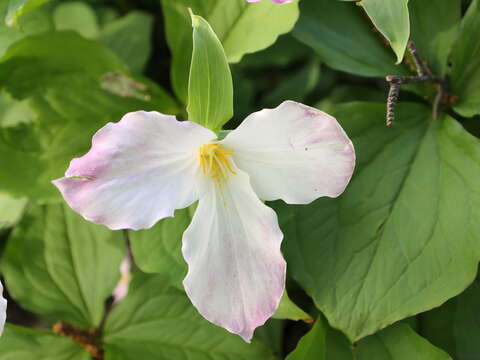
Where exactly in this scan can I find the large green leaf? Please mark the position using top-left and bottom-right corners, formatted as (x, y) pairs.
(103, 274), (274, 360)
(162, 0), (299, 102)
(187, 13), (233, 132)
(359, 0), (410, 64)
(0, 31), (177, 200)
(449, 0), (480, 117)
(293, 0), (408, 77)
(409, 0), (461, 76)
(287, 318), (451, 360)
(275, 102), (480, 342)
(2, 204), (125, 328)
(0, 325), (89, 360)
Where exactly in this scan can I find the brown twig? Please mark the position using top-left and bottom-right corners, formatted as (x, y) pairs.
(53, 322), (103, 360)
(385, 41), (448, 126)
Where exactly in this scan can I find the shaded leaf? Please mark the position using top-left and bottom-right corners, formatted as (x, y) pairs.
(287, 318), (451, 360)
(103, 274), (275, 359)
(0, 325), (89, 360)
(130, 206), (194, 288)
(286, 318), (326, 360)
(409, 0), (461, 76)
(449, 0), (480, 117)
(293, 0), (408, 77)
(98, 11), (153, 73)
(2, 204), (125, 328)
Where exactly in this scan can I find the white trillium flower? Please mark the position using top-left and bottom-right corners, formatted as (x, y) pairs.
(53, 101), (355, 342)
(0, 281), (7, 335)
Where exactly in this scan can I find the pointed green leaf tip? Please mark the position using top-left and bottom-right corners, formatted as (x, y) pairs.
(359, 0), (410, 64)
(187, 10), (233, 133)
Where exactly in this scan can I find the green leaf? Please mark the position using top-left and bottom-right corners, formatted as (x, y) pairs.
(97, 11), (153, 73)
(0, 193), (27, 230)
(103, 274), (275, 359)
(449, 0), (480, 117)
(422, 280), (480, 359)
(421, 299), (458, 358)
(293, 0), (408, 77)
(53, 1), (99, 39)
(240, 34), (311, 69)
(356, 324), (451, 360)
(2, 204), (125, 328)
(161, 0), (299, 103)
(409, 0), (461, 75)
(5, 0), (49, 27)
(287, 318), (451, 360)
(130, 206), (194, 287)
(0, 325), (89, 360)
(275, 102), (480, 342)
(0, 32), (177, 200)
(0, 92), (33, 127)
(187, 13), (233, 132)
(452, 281), (480, 359)
(273, 290), (311, 321)
(0, 0), (53, 57)
(286, 318), (326, 360)
(254, 319), (285, 357)
(359, 0), (410, 64)
(262, 60), (320, 108)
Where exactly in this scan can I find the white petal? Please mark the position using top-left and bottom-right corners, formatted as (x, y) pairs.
(53, 111), (215, 230)
(222, 101), (355, 204)
(0, 281), (7, 335)
(182, 168), (286, 342)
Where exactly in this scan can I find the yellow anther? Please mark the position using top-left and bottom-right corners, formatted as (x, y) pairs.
(198, 144), (236, 183)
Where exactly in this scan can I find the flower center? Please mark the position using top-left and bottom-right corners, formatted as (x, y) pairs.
(198, 144), (236, 183)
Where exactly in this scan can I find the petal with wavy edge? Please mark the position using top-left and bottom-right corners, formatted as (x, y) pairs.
(221, 101), (355, 204)
(182, 167), (286, 342)
(53, 111), (215, 230)
(0, 281), (7, 335)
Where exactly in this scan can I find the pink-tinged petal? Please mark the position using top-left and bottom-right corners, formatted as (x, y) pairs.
(222, 101), (355, 204)
(182, 167), (286, 342)
(0, 281), (7, 335)
(53, 111), (215, 230)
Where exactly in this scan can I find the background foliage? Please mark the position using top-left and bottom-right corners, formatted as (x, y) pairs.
(0, 0), (479, 359)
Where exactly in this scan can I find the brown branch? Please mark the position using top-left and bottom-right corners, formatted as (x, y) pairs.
(53, 322), (103, 360)
(385, 41), (448, 125)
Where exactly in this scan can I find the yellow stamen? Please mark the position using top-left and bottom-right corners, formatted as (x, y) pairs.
(198, 144), (236, 183)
